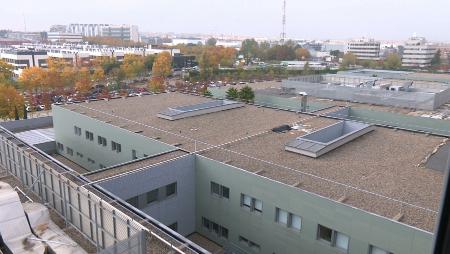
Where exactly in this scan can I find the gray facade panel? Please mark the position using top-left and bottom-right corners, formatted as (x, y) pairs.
(99, 155), (196, 236)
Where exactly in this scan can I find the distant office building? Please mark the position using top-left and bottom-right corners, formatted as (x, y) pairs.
(68, 24), (139, 42)
(5, 31), (46, 42)
(49, 25), (67, 33)
(0, 49), (48, 77)
(347, 38), (381, 60)
(47, 32), (83, 43)
(402, 36), (437, 68)
(68, 24), (109, 37)
(101, 25), (139, 42)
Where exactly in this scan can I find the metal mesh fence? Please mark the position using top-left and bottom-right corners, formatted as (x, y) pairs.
(0, 128), (204, 254)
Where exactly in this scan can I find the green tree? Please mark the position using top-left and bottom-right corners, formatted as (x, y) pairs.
(384, 53), (402, 70)
(226, 87), (239, 100)
(239, 86), (255, 102)
(431, 50), (441, 66)
(240, 39), (259, 62)
(203, 89), (212, 97)
(206, 37), (217, 46)
(143, 55), (156, 72)
(341, 53), (357, 68)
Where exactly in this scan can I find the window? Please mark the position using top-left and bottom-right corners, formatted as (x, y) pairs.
(66, 147), (73, 156)
(239, 235), (260, 252)
(99, 164), (105, 169)
(202, 217), (228, 239)
(85, 131), (93, 141)
(147, 189), (158, 204)
(241, 194), (263, 213)
(57, 142), (64, 151)
(210, 181), (229, 199)
(335, 232), (350, 251)
(74, 126), (81, 136)
(166, 182), (177, 197)
(98, 136), (107, 146)
(132, 149), (137, 159)
(317, 225), (350, 251)
(318, 225), (333, 243)
(291, 214), (302, 231)
(88, 158), (95, 164)
(112, 141), (121, 152)
(76, 152), (83, 158)
(276, 208), (289, 225)
(369, 245), (392, 254)
(276, 208), (302, 231)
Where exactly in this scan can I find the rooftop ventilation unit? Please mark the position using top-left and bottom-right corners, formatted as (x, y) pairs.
(285, 120), (375, 158)
(157, 100), (244, 120)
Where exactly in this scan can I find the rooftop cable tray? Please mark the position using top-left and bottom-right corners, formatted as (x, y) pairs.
(285, 120), (375, 158)
(157, 99), (244, 120)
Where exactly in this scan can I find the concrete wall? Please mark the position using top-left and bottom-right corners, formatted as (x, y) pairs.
(195, 155), (433, 254)
(0, 116), (53, 133)
(98, 155), (197, 236)
(52, 106), (177, 171)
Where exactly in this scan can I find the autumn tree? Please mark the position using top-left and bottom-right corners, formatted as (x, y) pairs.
(0, 59), (13, 83)
(92, 68), (106, 83)
(341, 53), (357, 68)
(149, 52), (172, 92)
(148, 77), (166, 93)
(152, 52), (172, 78)
(384, 53), (402, 70)
(75, 67), (92, 95)
(19, 67), (48, 93)
(295, 48), (311, 60)
(120, 54), (145, 79)
(143, 55), (156, 72)
(0, 84), (24, 120)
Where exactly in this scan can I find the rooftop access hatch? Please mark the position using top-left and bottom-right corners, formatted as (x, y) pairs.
(285, 120), (375, 158)
(157, 99), (244, 120)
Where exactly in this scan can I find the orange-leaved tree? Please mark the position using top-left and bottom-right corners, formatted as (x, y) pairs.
(0, 84), (24, 120)
(19, 67), (48, 94)
(149, 52), (172, 92)
(75, 67), (92, 95)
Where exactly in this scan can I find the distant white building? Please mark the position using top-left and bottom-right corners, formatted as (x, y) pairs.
(47, 32), (83, 43)
(402, 36), (437, 68)
(346, 38), (381, 60)
(67, 24), (140, 42)
(0, 49), (48, 77)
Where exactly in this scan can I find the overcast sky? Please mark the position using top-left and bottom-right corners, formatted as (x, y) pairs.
(1, 0), (450, 42)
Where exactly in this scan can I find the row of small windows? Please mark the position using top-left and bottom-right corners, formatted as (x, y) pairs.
(57, 142), (99, 167)
(209, 181), (392, 254)
(201, 217), (229, 239)
(74, 125), (122, 153)
(126, 182), (177, 209)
